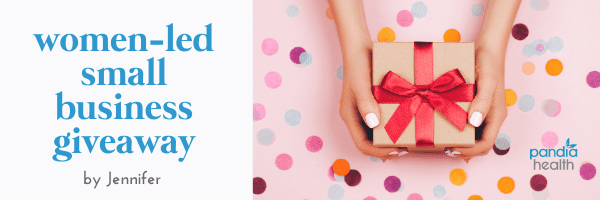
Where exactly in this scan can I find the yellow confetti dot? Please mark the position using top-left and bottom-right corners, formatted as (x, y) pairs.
(378, 27), (396, 42)
(444, 29), (461, 42)
(505, 89), (517, 107)
(468, 195), (483, 200)
(497, 177), (515, 194)
(546, 59), (563, 76)
(449, 168), (467, 186)
(326, 7), (334, 20)
(522, 62), (535, 75)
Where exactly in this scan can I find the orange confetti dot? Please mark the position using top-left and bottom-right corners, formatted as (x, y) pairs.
(326, 7), (334, 20)
(546, 59), (563, 76)
(378, 27), (396, 42)
(332, 159), (350, 176)
(468, 195), (483, 200)
(497, 177), (515, 194)
(443, 29), (461, 42)
(449, 168), (467, 186)
(522, 62), (535, 75)
(505, 89), (517, 107)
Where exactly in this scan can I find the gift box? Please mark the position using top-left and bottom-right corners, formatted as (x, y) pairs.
(372, 42), (475, 152)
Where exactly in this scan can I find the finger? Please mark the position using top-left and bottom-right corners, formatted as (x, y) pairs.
(450, 103), (505, 158)
(467, 76), (497, 128)
(354, 138), (405, 159)
(355, 89), (381, 129)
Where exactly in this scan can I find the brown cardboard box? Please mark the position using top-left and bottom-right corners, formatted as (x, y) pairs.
(372, 42), (475, 152)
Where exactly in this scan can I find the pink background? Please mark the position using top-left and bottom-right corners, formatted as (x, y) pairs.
(254, 0), (600, 199)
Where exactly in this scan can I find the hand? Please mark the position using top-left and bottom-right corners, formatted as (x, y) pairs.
(446, 49), (508, 161)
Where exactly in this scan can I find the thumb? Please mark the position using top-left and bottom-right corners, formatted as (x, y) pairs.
(355, 90), (381, 129)
(468, 77), (496, 127)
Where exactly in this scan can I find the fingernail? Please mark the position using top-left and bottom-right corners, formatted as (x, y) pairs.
(389, 151), (399, 155)
(397, 151), (409, 157)
(452, 151), (462, 155)
(445, 151), (455, 157)
(469, 112), (483, 127)
(365, 113), (380, 128)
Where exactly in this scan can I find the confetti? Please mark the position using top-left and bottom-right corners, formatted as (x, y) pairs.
(336, 65), (344, 81)
(333, 159), (351, 176)
(471, 3), (484, 17)
(493, 145), (510, 156)
(328, 166), (336, 181)
(495, 133), (511, 150)
(364, 197), (377, 200)
(407, 193), (423, 200)
(497, 177), (515, 194)
(411, 2), (428, 19)
(541, 131), (558, 148)
(299, 52), (313, 66)
(522, 44), (535, 57)
(522, 62), (535, 75)
(344, 169), (362, 187)
(530, 0), (549, 11)
(530, 174), (547, 191)
(290, 47), (307, 64)
(367, 156), (381, 163)
(444, 29), (461, 42)
(432, 185), (446, 198)
(257, 128), (275, 146)
(518, 94), (535, 112)
(284, 109), (302, 126)
(334, 173), (345, 182)
(580, 162), (596, 180)
(326, 7), (334, 20)
(545, 59), (563, 76)
(532, 39), (547, 56)
(587, 71), (600, 88)
(547, 36), (564, 53)
(253, 103), (266, 121)
(532, 188), (549, 200)
(541, 99), (561, 117)
(449, 168), (467, 186)
(397, 10), (414, 27)
(264, 71), (282, 89)
(253, 177), (267, 195)
(378, 27), (396, 42)
(286, 5), (299, 18)
(505, 89), (517, 107)
(275, 153), (293, 170)
(397, 179), (405, 192)
(384, 176), (401, 192)
(328, 184), (345, 200)
(468, 195), (483, 200)
(512, 23), (529, 40)
(305, 136), (323, 152)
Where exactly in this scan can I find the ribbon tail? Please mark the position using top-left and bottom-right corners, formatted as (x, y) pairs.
(384, 96), (422, 144)
(426, 93), (468, 131)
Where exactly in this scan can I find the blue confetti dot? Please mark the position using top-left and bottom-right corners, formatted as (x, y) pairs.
(367, 156), (381, 163)
(471, 3), (484, 17)
(334, 174), (345, 182)
(336, 65), (343, 81)
(257, 128), (275, 146)
(397, 180), (405, 192)
(299, 52), (313, 66)
(328, 184), (345, 200)
(532, 39), (548, 56)
(433, 185), (446, 198)
(530, 0), (549, 11)
(523, 44), (535, 57)
(547, 36), (564, 53)
(518, 94), (535, 112)
(286, 5), (299, 17)
(443, 198), (453, 200)
(411, 2), (428, 19)
(284, 109), (302, 126)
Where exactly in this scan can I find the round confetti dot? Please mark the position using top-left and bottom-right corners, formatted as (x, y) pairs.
(518, 94), (535, 112)
(299, 52), (313, 66)
(290, 47), (306, 64)
(495, 133), (511, 150)
(444, 29), (461, 42)
(334, 173), (345, 182)
(522, 62), (535, 75)
(411, 2), (428, 19)
(532, 39), (548, 56)
(378, 27), (396, 42)
(328, 184), (345, 200)
(497, 177), (515, 194)
(257, 128), (275, 146)
(344, 169), (362, 187)
(275, 153), (293, 170)
(468, 195), (483, 200)
(284, 109), (302, 126)
(364, 197), (377, 200)
(432, 185), (446, 198)
(384, 176), (401, 192)
(505, 89), (517, 107)
(264, 71), (282, 89)
(367, 156), (381, 163)
(253, 109), (259, 121)
(397, 10), (414, 27)
(512, 23), (529, 40)
(580, 162), (596, 180)
(530, 0), (549, 11)
(536, 44), (544, 52)
(253, 177), (267, 195)
(532, 188), (550, 200)
(261, 38), (278, 56)
(443, 198), (453, 200)
(545, 59), (563, 76)
(541, 99), (561, 117)
(407, 193), (423, 200)
(541, 131), (558, 148)
(471, 3), (484, 17)
(328, 166), (336, 181)
(522, 44), (535, 57)
(286, 5), (299, 18)
(586, 71), (600, 88)
(253, 103), (266, 121)
(530, 174), (547, 191)
(449, 168), (467, 186)
(333, 159), (351, 176)
(326, 7), (334, 20)
(306, 136), (323, 152)
(336, 65), (344, 81)
(493, 145), (510, 156)
(547, 36), (564, 53)
(397, 179), (405, 192)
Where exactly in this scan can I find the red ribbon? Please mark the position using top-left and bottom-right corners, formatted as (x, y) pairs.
(372, 42), (474, 147)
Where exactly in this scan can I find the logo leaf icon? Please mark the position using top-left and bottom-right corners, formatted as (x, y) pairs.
(566, 138), (577, 148)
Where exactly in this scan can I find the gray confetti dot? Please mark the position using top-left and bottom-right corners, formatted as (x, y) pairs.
(299, 52), (313, 66)
(471, 3), (484, 17)
(284, 109), (302, 126)
(328, 184), (345, 200)
(397, 180), (405, 192)
(542, 99), (560, 117)
(495, 132), (512, 150)
(257, 128), (275, 146)
(411, 2), (428, 19)
(518, 94), (535, 112)
(532, 187), (550, 200)
(523, 44), (535, 57)
(336, 65), (343, 81)
(443, 198), (453, 200)
(367, 156), (381, 163)
(433, 185), (446, 198)
(532, 39), (548, 56)
(530, 0), (549, 11)
(286, 5), (299, 18)
(547, 36), (564, 53)
(334, 173), (345, 182)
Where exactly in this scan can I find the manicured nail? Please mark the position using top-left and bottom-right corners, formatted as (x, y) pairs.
(445, 150), (455, 157)
(365, 113), (380, 128)
(469, 112), (483, 127)
(389, 151), (399, 155)
(452, 151), (462, 155)
(397, 151), (409, 157)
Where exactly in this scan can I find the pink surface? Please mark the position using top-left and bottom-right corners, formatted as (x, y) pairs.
(254, 0), (600, 199)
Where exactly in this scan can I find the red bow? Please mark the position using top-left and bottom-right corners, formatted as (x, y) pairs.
(373, 69), (474, 146)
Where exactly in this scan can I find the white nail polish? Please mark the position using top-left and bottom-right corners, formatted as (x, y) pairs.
(469, 112), (483, 127)
(446, 152), (455, 157)
(397, 151), (409, 156)
(452, 151), (462, 155)
(365, 113), (380, 128)
(389, 151), (399, 155)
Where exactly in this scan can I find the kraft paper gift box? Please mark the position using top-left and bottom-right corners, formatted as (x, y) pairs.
(372, 42), (475, 152)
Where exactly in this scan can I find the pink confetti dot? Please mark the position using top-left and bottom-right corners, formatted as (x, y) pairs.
(253, 103), (266, 121)
(536, 44), (544, 52)
(290, 47), (306, 64)
(407, 193), (423, 200)
(306, 136), (323, 152)
(275, 153), (293, 170)
(580, 163), (596, 180)
(587, 71), (600, 88)
(541, 131), (558, 148)
(264, 71), (282, 89)
(397, 10), (414, 27)
(261, 38), (278, 56)
(328, 166), (336, 181)
(364, 196), (377, 200)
